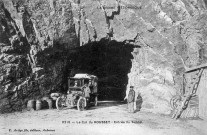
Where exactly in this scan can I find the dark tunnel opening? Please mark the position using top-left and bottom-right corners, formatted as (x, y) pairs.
(66, 39), (135, 101)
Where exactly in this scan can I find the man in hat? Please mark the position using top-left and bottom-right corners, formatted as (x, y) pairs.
(83, 83), (91, 108)
(127, 86), (135, 113)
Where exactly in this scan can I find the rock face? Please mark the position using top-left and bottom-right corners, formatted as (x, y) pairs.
(71, 0), (207, 114)
(1, 0), (207, 114)
(0, 0), (78, 113)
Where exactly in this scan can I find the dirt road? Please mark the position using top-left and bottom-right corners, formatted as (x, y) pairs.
(1, 101), (207, 135)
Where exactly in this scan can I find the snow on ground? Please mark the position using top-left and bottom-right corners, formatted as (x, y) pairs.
(0, 101), (207, 135)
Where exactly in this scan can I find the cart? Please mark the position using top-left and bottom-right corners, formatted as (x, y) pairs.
(56, 74), (98, 111)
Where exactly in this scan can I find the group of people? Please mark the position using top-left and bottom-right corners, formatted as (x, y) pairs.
(74, 80), (92, 98)
(83, 83), (137, 113)
(80, 80), (137, 113)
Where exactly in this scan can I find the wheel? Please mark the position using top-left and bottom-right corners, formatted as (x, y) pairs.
(170, 95), (181, 109)
(56, 97), (65, 110)
(77, 97), (86, 111)
(94, 96), (98, 106)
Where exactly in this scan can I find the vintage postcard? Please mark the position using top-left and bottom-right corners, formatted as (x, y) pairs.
(0, 0), (207, 135)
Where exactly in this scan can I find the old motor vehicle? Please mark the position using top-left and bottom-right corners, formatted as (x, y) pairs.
(56, 74), (98, 111)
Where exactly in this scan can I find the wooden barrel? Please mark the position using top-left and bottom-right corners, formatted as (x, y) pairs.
(46, 98), (53, 109)
(42, 96), (49, 101)
(27, 100), (35, 111)
(41, 97), (53, 109)
(36, 100), (42, 111)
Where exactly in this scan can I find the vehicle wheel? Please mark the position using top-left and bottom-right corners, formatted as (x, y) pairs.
(94, 96), (98, 106)
(170, 95), (181, 109)
(77, 97), (86, 111)
(56, 97), (64, 110)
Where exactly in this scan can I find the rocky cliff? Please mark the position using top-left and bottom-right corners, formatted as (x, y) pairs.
(0, 0), (207, 114)
(71, 0), (207, 114)
(0, 0), (78, 113)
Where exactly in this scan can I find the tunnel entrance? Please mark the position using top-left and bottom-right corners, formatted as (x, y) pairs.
(68, 39), (135, 101)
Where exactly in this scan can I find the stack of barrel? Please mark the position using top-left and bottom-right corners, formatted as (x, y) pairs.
(27, 97), (53, 111)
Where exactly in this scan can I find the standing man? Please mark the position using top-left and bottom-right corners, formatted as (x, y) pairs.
(128, 86), (135, 113)
(83, 83), (91, 108)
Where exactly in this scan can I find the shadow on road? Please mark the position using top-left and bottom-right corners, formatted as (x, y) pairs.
(52, 100), (126, 111)
(87, 100), (126, 110)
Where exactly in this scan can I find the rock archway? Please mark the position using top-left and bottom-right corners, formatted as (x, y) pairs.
(67, 39), (135, 100)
